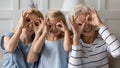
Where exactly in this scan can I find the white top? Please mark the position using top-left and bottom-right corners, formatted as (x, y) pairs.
(68, 26), (120, 68)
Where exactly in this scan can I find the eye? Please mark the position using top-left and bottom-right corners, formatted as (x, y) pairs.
(48, 24), (52, 27)
(78, 23), (82, 26)
(57, 24), (62, 27)
(88, 17), (92, 21)
(34, 22), (39, 26)
(26, 18), (31, 22)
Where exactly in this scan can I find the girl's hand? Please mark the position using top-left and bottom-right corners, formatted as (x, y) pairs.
(56, 20), (68, 32)
(69, 15), (85, 40)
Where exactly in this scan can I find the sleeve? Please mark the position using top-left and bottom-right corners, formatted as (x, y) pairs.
(68, 45), (82, 68)
(99, 26), (120, 58)
(0, 32), (14, 53)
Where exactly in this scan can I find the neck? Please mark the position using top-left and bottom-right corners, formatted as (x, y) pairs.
(82, 32), (98, 44)
(20, 34), (32, 45)
(46, 34), (61, 41)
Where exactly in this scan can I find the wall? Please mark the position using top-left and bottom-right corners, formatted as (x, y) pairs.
(0, 0), (120, 68)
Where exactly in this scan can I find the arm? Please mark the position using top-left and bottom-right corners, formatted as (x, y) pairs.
(68, 45), (82, 68)
(63, 30), (72, 52)
(27, 18), (48, 63)
(27, 32), (46, 63)
(4, 27), (22, 53)
(99, 25), (120, 58)
(89, 8), (120, 58)
(68, 15), (85, 68)
(56, 20), (72, 52)
(4, 10), (29, 53)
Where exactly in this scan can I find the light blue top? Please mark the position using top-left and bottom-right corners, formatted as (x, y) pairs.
(38, 39), (68, 68)
(0, 32), (38, 68)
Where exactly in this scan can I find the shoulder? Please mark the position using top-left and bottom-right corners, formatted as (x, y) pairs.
(1, 32), (14, 38)
(0, 32), (14, 40)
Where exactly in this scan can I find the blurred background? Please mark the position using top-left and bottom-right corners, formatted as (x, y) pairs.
(0, 0), (120, 68)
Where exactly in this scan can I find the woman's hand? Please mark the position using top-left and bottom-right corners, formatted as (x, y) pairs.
(33, 18), (43, 35)
(69, 15), (85, 40)
(18, 10), (32, 28)
(87, 8), (104, 28)
(42, 18), (50, 34)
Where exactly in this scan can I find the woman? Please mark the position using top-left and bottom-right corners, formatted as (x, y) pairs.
(0, 8), (43, 68)
(68, 4), (120, 68)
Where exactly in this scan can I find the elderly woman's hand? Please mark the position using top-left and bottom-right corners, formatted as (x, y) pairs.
(86, 8), (104, 28)
(69, 15), (85, 40)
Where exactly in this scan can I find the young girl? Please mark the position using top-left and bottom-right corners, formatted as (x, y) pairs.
(0, 8), (43, 68)
(27, 10), (72, 68)
(68, 4), (120, 68)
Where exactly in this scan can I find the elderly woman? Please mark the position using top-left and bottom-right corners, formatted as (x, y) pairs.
(68, 4), (120, 68)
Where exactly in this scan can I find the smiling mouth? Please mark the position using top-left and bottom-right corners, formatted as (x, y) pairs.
(50, 31), (58, 34)
(83, 27), (92, 33)
(27, 29), (33, 31)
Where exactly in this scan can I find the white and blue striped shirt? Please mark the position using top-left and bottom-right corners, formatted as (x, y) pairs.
(68, 26), (120, 68)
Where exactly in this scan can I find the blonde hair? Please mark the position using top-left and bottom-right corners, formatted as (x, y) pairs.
(70, 4), (88, 16)
(13, 8), (43, 32)
(46, 10), (67, 27)
(27, 8), (43, 19)
(45, 10), (68, 37)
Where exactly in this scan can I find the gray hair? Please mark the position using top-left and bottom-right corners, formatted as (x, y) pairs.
(70, 4), (88, 16)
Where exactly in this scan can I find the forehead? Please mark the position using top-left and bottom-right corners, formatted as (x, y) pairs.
(78, 12), (88, 17)
(49, 18), (60, 24)
(76, 13), (88, 20)
(29, 14), (39, 19)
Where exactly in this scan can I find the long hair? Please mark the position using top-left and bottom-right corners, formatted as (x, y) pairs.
(13, 1), (44, 40)
(45, 10), (68, 37)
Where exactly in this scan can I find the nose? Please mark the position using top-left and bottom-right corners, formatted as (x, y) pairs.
(52, 25), (57, 30)
(27, 23), (33, 29)
(85, 24), (88, 27)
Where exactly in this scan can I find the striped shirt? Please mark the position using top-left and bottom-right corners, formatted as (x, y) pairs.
(68, 26), (120, 68)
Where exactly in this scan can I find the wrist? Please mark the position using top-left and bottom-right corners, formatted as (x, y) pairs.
(73, 34), (80, 40)
(64, 28), (69, 33)
(35, 32), (41, 36)
(98, 22), (105, 29)
(17, 26), (23, 30)
(73, 38), (79, 45)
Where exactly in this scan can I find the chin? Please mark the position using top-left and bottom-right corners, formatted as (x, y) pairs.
(82, 30), (96, 37)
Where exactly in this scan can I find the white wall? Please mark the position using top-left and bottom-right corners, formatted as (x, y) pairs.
(0, 0), (120, 68)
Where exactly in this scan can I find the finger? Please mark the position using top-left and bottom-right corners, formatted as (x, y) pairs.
(93, 8), (99, 17)
(89, 8), (95, 15)
(80, 23), (85, 31)
(22, 10), (29, 17)
(56, 22), (62, 28)
(85, 15), (90, 23)
(74, 15), (78, 21)
(93, 8), (97, 13)
(70, 16), (74, 25)
(44, 18), (49, 25)
(87, 8), (91, 13)
(46, 18), (50, 25)
(86, 15), (89, 21)
(69, 16), (72, 25)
